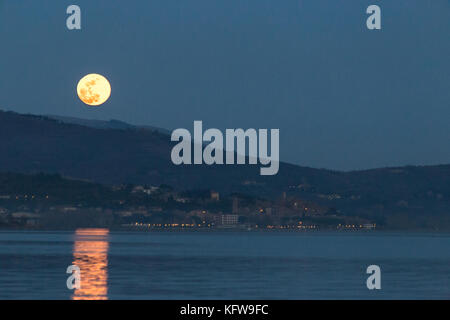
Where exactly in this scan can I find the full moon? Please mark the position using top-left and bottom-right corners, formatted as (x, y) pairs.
(77, 74), (111, 106)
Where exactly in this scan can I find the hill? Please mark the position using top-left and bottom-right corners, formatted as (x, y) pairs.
(0, 110), (448, 227)
(0, 110), (331, 194)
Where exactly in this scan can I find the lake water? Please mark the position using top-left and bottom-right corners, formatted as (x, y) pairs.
(0, 230), (449, 299)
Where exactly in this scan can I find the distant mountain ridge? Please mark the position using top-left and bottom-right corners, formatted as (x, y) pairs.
(0, 109), (331, 193)
(46, 114), (171, 134)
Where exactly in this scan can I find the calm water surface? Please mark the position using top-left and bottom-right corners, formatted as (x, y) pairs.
(0, 230), (449, 299)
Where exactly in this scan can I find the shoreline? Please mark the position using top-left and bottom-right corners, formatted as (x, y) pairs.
(1, 227), (449, 234)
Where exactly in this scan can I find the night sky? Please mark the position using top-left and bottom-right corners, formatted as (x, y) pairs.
(0, 0), (449, 170)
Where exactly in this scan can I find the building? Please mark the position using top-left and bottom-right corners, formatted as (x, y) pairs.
(132, 185), (159, 195)
(221, 214), (239, 226)
(210, 191), (220, 201)
(175, 197), (190, 203)
(232, 197), (239, 214)
(11, 212), (41, 226)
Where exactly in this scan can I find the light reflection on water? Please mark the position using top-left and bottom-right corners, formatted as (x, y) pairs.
(72, 229), (109, 300)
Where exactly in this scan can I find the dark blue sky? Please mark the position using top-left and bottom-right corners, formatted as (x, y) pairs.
(0, 0), (449, 170)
